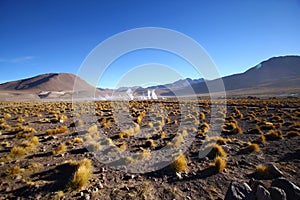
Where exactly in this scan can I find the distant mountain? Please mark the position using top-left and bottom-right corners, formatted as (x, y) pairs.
(0, 73), (93, 91)
(162, 55), (300, 96)
(0, 55), (299, 100)
(0, 73), (106, 100)
(148, 78), (205, 90)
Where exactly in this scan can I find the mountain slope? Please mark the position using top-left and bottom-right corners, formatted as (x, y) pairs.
(0, 73), (95, 92)
(162, 55), (300, 96)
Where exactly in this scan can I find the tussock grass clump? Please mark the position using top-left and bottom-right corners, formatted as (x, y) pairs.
(31, 136), (39, 145)
(240, 142), (260, 154)
(170, 152), (187, 173)
(8, 146), (27, 158)
(87, 141), (101, 152)
(68, 158), (93, 191)
(247, 127), (263, 135)
(265, 130), (283, 141)
(70, 119), (83, 127)
(210, 156), (226, 173)
(59, 115), (68, 122)
(285, 131), (300, 138)
(87, 124), (98, 134)
(53, 143), (67, 155)
(257, 121), (275, 130)
(4, 113), (11, 119)
(222, 122), (242, 134)
(5, 165), (25, 176)
(159, 131), (166, 139)
(207, 143), (227, 159)
(46, 126), (68, 135)
(136, 147), (151, 160)
(72, 137), (83, 144)
(199, 112), (206, 120)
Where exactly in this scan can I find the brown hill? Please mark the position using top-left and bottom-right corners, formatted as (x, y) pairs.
(0, 73), (95, 92)
(161, 55), (300, 96)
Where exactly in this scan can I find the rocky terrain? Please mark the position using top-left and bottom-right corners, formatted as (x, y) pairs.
(0, 97), (299, 199)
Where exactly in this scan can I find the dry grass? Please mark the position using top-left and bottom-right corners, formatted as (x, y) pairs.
(240, 142), (260, 154)
(210, 156), (226, 172)
(87, 124), (98, 133)
(87, 141), (101, 152)
(206, 143), (227, 159)
(53, 143), (67, 155)
(222, 122), (242, 134)
(171, 152), (187, 173)
(72, 137), (83, 144)
(8, 146), (27, 159)
(68, 158), (93, 191)
(285, 131), (300, 138)
(46, 126), (68, 135)
(265, 130), (283, 141)
(5, 165), (25, 176)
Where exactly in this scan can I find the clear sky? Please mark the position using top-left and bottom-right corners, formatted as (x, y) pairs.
(1, 0), (300, 88)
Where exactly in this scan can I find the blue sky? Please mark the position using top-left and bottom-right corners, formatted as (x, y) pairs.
(0, 0), (300, 88)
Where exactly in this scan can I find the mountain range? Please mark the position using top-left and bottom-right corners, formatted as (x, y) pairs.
(0, 55), (299, 100)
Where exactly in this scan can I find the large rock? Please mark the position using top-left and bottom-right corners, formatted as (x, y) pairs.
(271, 178), (300, 200)
(224, 182), (255, 200)
(256, 185), (271, 200)
(269, 187), (287, 200)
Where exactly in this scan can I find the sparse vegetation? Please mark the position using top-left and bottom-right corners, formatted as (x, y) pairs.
(53, 143), (67, 155)
(170, 152), (187, 173)
(68, 158), (93, 191)
(210, 156), (226, 172)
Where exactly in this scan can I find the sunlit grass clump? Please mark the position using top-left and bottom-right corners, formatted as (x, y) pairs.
(46, 126), (68, 135)
(68, 158), (93, 191)
(210, 156), (226, 173)
(170, 152), (187, 173)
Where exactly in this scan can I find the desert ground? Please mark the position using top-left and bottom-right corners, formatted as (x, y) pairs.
(0, 97), (299, 200)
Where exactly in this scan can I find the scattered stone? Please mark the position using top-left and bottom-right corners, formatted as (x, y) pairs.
(256, 185), (271, 200)
(271, 177), (300, 200)
(176, 172), (183, 179)
(269, 187), (287, 200)
(224, 182), (255, 200)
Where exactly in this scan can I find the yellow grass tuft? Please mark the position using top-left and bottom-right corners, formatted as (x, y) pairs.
(53, 143), (67, 155)
(68, 158), (93, 191)
(5, 165), (25, 176)
(87, 124), (98, 133)
(285, 131), (300, 138)
(210, 156), (226, 172)
(46, 126), (68, 135)
(171, 152), (188, 173)
(8, 146), (27, 158)
(265, 130), (283, 141)
(241, 142), (260, 153)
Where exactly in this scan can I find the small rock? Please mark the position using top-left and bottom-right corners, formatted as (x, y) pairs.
(98, 182), (104, 189)
(84, 194), (90, 200)
(224, 182), (255, 200)
(269, 187), (287, 200)
(271, 177), (300, 200)
(92, 187), (98, 192)
(176, 172), (183, 179)
(15, 175), (22, 180)
(256, 185), (271, 200)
